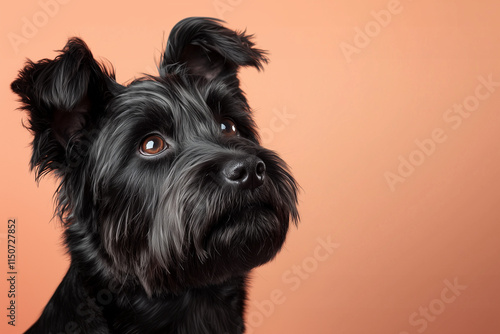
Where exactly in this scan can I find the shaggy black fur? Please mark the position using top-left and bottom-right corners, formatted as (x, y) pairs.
(12, 17), (298, 334)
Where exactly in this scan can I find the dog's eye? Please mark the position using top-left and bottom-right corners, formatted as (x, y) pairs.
(140, 135), (167, 155)
(220, 119), (238, 137)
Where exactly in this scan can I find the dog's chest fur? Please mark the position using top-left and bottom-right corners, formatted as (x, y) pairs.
(31, 263), (247, 333)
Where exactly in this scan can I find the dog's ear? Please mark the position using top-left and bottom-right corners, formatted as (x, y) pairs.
(160, 17), (268, 82)
(11, 38), (119, 179)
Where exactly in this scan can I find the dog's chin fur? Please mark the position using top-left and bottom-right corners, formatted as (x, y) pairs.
(12, 17), (298, 334)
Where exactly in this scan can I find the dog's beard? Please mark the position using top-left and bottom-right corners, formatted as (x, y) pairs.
(150, 142), (298, 291)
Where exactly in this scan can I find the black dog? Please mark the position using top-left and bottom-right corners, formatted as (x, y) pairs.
(12, 17), (298, 334)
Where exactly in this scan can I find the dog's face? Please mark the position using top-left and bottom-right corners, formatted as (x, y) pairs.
(12, 18), (298, 294)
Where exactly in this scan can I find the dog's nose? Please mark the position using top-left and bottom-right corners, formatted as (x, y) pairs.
(222, 157), (266, 190)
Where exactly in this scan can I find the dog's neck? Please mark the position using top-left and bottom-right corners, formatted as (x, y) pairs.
(27, 262), (248, 333)
(104, 271), (248, 333)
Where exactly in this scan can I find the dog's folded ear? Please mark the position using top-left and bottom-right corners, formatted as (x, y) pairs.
(160, 17), (268, 83)
(11, 38), (119, 179)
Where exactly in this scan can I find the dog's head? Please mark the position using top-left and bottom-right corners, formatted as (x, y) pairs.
(12, 17), (298, 294)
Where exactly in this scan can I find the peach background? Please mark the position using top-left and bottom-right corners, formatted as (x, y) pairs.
(2, 0), (500, 333)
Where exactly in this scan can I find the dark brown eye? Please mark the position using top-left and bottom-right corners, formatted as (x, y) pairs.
(140, 135), (167, 155)
(220, 119), (238, 137)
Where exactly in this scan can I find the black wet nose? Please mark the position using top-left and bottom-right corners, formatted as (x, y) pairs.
(222, 157), (266, 190)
